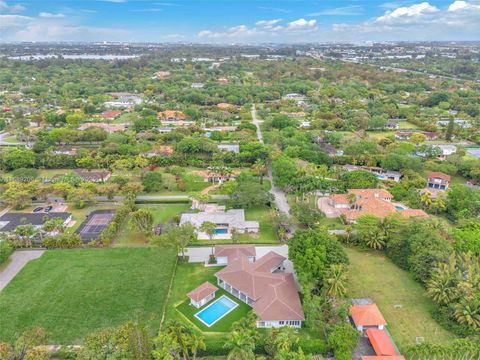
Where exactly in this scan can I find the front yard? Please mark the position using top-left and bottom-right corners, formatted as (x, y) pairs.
(0, 247), (177, 344)
(345, 247), (455, 351)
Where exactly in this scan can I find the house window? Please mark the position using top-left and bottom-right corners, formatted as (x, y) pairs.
(279, 321), (284, 325)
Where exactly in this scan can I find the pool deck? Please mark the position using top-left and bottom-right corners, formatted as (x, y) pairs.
(194, 295), (239, 327)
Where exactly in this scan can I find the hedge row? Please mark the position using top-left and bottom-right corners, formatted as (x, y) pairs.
(0, 240), (13, 264)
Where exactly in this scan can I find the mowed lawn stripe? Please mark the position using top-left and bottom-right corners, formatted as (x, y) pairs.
(345, 247), (455, 350)
(0, 247), (176, 344)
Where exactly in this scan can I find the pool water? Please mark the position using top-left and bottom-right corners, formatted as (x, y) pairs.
(214, 228), (228, 235)
(195, 295), (238, 327)
(394, 205), (404, 210)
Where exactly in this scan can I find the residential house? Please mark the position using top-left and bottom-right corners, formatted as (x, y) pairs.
(147, 145), (174, 157)
(191, 82), (205, 89)
(436, 119), (472, 129)
(157, 110), (186, 122)
(187, 282), (218, 308)
(282, 93), (306, 102)
(104, 95), (141, 109)
(191, 169), (239, 183)
(78, 123), (126, 133)
(179, 209), (259, 240)
(0, 212), (72, 232)
(215, 249), (305, 328)
(217, 144), (240, 154)
(73, 169), (111, 183)
(362, 357), (405, 360)
(217, 103), (235, 110)
(395, 130), (438, 141)
(338, 164), (402, 182)
(385, 120), (400, 129)
(101, 110), (121, 120)
(427, 171), (450, 190)
(325, 189), (426, 224)
(434, 144), (457, 158)
(153, 70), (171, 78)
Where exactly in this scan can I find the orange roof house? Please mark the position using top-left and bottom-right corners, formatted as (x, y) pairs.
(427, 171), (451, 190)
(78, 122), (125, 133)
(362, 356), (405, 360)
(214, 248), (304, 328)
(187, 281), (218, 308)
(101, 110), (121, 119)
(217, 103), (235, 110)
(401, 209), (428, 218)
(350, 304), (387, 331)
(157, 110), (186, 121)
(366, 329), (398, 356)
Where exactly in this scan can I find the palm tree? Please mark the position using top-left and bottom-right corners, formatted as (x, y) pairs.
(252, 159), (266, 185)
(201, 221), (217, 256)
(188, 333), (205, 360)
(420, 191), (432, 210)
(324, 264), (348, 298)
(163, 320), (193, 360)
(224, 331), (255, 360)
(426, 271), (457, 305)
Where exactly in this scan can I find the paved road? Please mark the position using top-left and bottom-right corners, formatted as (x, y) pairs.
(251, 104), (292, 217)
(0, 131), (23, 146)
(0, 250), (45, 292)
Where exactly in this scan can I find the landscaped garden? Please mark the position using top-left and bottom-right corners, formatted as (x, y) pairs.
(345, 247), (455, 350)
(0, 247), (177, 344)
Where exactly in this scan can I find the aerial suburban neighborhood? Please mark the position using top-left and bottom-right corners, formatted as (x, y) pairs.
(0, 1), (480, 359)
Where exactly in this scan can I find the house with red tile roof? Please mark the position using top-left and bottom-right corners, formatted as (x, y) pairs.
(350, 303), (387, 331)
(157, 110), (186, 121)
(187, 282), (218, 308)
(215, 245), (256, 265)
(101, 110), (121, 120)
(362, 357), (405, 360)
(78, 122), (126, 133)
(427, 171), (451, 190)
(214, 248), (304, 328)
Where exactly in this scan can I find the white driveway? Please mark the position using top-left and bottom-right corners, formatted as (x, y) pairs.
(0, 250), (45, 292)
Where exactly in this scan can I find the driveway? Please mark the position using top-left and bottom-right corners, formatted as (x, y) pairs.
(251, 104), (292, 219)
(0, 250), (45, 292)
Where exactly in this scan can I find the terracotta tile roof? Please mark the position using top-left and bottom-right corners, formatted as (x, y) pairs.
(362, 357), (405, 360)
(101, 110), (121, 119)
(329, 194), (349, 203)
(401, 209), (428, 218)
(349, 189), (393, 199)
(427, 171), (451, 181)
(217, 103), (234, 109)
(215, 245), (255, 261)
(366, 329), (397, 356)
(215, 251), (304, 322)
(157, 110), (186, 120)
(350, 304), (387, 326)
(187, 281), (218, 302)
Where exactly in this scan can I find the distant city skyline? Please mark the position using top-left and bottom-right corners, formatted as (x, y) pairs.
(0, 0), (479, 43)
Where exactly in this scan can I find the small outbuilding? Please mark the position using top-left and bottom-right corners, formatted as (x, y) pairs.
(350, 303), (387, 331)
(365, 328), (398, 356)
(187, 282), (218, 308)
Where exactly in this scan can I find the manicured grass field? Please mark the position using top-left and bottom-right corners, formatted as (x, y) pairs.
(0, 247), (177, 344)
(345, 247), (455, 350)
(115, 203), (190, 246)
(165, 263), (252, 333)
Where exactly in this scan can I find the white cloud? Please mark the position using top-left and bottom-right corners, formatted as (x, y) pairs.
(255, 19), (282, 28)
(14, 23), (130, 41)
(0, 14), (31, 29)
(0, 0), (25, 12)
(99, 0), (127, 3)
(287, 18), (317, 30)
(448, 0), (480, 11)
(39, 12), (65, 18)
(308, 5), (363, 16)
(376, 2), (438, 23)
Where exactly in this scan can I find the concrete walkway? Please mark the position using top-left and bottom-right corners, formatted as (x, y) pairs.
(0, 250), (45, 292)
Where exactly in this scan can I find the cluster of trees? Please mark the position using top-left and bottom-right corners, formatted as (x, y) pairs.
(351, 215), (480, 336)
(288, 228), (357, 359)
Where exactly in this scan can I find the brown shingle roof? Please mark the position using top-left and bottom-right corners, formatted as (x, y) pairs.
(187, 281), (218, 302)
(350, 304), (387, 327)
(215, 251), (304, 322)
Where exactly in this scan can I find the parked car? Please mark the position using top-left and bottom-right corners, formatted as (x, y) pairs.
(33, 207), (43, 213)
(44, 206), (53, 213)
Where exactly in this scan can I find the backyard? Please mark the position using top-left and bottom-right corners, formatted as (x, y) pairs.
(164, 263), (252, 333)
(345, 247), (455, 351)
(0, 247), (177, 344)
(114, 203), (190, 246)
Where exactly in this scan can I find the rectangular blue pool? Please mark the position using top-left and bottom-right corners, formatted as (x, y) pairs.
(194, 295), (238, 327)
(214, 228), (228, 235)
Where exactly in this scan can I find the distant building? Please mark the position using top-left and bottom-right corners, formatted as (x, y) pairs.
(78, 122), (126, 133)
(217, 144), (240, 154)
(191, 82), (205, 89)
(282, 93), (306, 101)
(157, 110), (186, 122)
(104, 95), (141, 109)
(436, 119), (472, 128)
(0, 212), (72, 232)
(73, 169), (111, 183)
(101, 110), (121, 120)
(338, 164), (402, 182)
(427, 171), (450, 190)
(395, 130), (438, 141)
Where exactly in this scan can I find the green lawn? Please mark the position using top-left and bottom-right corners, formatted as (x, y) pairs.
(345, 247), (455, 350)
(114, 204), (190, 247)
(165, 263), (252, 333)
(0, 247), (177, 344)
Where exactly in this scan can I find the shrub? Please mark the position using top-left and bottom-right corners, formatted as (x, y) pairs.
(0, 240), (13, 264)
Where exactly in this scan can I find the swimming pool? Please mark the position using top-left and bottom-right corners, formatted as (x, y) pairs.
(195, 295), (238, 327)
(214, 228), (228, 235)
(394, 204), (405, 210)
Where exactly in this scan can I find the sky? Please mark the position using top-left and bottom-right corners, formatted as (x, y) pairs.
(0, 0), (479, 43)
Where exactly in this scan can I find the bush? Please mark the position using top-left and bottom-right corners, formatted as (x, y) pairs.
(0, 240), (13, 264)
(42, 234), (82, 249)
(141, 171), (163, 192)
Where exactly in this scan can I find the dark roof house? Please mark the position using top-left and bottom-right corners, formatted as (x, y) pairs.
(0, 212), (72, 232)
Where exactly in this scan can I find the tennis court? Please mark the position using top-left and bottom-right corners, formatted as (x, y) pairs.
(76, 210), (115, 242)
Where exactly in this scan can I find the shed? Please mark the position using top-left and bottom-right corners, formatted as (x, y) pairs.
(187, 282), (218, 308)
(350, 303), (387, 331)
(365, 329), (397, 356)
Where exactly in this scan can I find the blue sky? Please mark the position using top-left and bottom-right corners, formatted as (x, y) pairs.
(1, 0), (479, 42)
